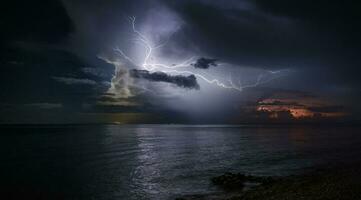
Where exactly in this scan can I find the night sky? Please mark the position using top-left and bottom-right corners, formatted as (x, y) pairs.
(1, 0), (360, 124)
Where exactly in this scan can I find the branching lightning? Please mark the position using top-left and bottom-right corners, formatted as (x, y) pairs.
(115, 16), (289, 92)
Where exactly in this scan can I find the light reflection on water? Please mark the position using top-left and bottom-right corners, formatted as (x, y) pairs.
(1, 125), (361, 199)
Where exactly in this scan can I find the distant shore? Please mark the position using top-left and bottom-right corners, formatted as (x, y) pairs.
(177, 162), (361, 200)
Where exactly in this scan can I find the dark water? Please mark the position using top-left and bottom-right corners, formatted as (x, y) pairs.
(1, 125), (361, 199)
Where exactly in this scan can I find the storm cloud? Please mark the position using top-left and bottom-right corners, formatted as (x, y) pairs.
(1, 0), (361, 124)
(191, 57), (218, 69)
(129, 70), (200, 90)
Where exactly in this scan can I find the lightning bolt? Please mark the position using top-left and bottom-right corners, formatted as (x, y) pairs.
(115, 16), (289, 92)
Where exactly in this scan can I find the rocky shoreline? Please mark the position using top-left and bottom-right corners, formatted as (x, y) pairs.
(176, 163), (361, 200)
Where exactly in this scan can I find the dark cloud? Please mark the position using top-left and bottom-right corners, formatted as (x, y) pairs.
(166, 1), (307, 68)
(81, 67), (112, 79)
(254, 0), (361, 29)
(129, 70), (200, 90)
(0, 0), (73, 43)
(0, 0), (103, 110)
(52, 77), (97, 85)
(165, 0), (361, 92)
(258, 100), (301, 106)
(0, 45), (113, 107)
(308, 106), (345, 113)
(191, 57), (218, 69)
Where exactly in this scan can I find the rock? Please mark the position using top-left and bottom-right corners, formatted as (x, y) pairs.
(211, 172), (274, 190)
(211, 172), (246, 189)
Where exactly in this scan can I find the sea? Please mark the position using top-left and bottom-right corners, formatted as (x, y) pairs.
(1, 125), (361, 199)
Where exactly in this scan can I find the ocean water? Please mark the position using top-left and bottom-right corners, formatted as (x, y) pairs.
(1, 125), (361, 199)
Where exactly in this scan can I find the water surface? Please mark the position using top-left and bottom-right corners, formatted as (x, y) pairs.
(1, 125), (361, 199)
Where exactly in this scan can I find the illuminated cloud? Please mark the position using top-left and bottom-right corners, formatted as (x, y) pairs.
(256, 91), (349, 120)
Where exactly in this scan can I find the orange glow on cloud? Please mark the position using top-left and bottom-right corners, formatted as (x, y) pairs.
(256, 94), (348, 120)
(257, 105), (314, 118)
(289, 108), (315, 118)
